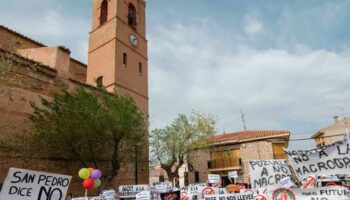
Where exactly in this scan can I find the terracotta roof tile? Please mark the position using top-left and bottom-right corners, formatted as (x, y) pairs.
(211, 130), (290, 145)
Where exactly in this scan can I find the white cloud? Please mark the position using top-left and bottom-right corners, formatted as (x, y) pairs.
(1, 1), (349, 149)
(149, 22), (350, 149)
(0, 8), (89, 62)
(243, 15), (264, 36)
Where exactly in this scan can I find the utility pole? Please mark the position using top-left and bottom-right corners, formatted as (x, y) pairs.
(240, 106), (247, 131)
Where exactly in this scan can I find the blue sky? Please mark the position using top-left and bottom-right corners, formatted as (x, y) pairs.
(1, 0), (350, 149)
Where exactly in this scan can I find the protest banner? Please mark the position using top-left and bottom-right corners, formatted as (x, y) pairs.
(258, 188), (268, 196)
(301, 176), (316, 189)
(152, 182), (172, 188)
(136, 191), (151, 200)
(180, 192), (189, 200)
(218, 188), (227, 194)
(203, 193), (254, 200)
(160, 190), (180, 200)
(248, 160), (292, 190)
(71, 197), (101, 200)
(279, 177), (295, 188)
(239, 189), (254, 194)
(200, 187), (219, 199)
(150, 187), (160, 200)
(208, 174), (221, 184)
(153, 182), (172, 193)
(188, 184), (205, 195)
(266, 186), (350, 200)
(0, 167), (71, 200)
(285, 139), (350, 180)
(253, 194), (266, 200)
(118, 184), (149, 198)
(102, 190), (116, 200)
(228, 171), (238, 179)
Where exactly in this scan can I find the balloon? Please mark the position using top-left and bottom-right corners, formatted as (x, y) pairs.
(82, 178), (94, 190)
(88, 167), (94, 173)
(78, 168), (90, 180)
(94, 179), (101, 188)
(90, 169), (102, 179)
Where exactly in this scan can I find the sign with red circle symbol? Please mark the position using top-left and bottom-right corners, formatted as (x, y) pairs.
(213, 179), (222, 188)
(254, 194), (267, 200)
(325, 182), (338, 187)
(272, 188), (296, 200)
(302, 176), (316, 189)
(201, 187), (215, 200)
(242, 189), (253, 194)
(181, 192), (189, 200)
(207, 174), (221, 187)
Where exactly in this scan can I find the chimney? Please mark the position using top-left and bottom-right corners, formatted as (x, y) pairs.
(333, 115), (339, 124)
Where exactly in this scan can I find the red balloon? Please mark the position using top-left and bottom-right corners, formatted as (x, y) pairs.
(82, 178), (94, 190)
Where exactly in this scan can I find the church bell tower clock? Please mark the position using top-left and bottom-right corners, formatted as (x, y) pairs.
(87, 0), (148, 184)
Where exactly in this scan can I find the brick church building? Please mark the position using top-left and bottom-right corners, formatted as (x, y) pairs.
(0, 0), (148, 195)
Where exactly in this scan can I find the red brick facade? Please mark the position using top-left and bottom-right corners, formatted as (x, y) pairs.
(0, 0), (149, 196)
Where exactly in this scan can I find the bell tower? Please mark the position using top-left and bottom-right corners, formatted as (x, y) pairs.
(87, 0), (148, 184)
(87, 0), (148, 116)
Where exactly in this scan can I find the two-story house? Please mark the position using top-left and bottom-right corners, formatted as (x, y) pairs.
(188, 130), (290, 186)
(312, 116), (350, 147)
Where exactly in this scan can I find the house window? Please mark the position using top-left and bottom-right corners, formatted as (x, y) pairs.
(194, 171), (200, 183)
(96, 76), (103, 88)
(128, 3), (137, 29)
(184, 172), (189, 186)
(273, 143), (286, 159)
(159, 175), (164, 182)
(100, 0), (108, 25)
(138, 62), (142, 75)
(123, 53), (127, 67)
(315, 133), (325, 147)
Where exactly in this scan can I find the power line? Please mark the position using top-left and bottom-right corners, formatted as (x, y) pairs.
(289, 133), (346, 142)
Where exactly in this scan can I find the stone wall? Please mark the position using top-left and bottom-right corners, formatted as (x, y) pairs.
(240, 141), (274, 183)
(188, 149), (210, 184)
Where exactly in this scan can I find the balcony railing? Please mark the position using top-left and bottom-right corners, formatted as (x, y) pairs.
(207, 158), (242, 169)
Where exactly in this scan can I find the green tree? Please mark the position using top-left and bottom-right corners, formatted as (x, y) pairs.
(19, 86), (145, 190)
(150, 111), (216, 187)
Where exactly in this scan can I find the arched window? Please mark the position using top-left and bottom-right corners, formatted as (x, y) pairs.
(128, 3), (137, 29)
(100, 0), (108, 25)
(96, 76), (103, 88)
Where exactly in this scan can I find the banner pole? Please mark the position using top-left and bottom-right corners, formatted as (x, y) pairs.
(85, 189), (88, 200)
(346, 128), (350, 143)
(283, 147), (300, 184)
